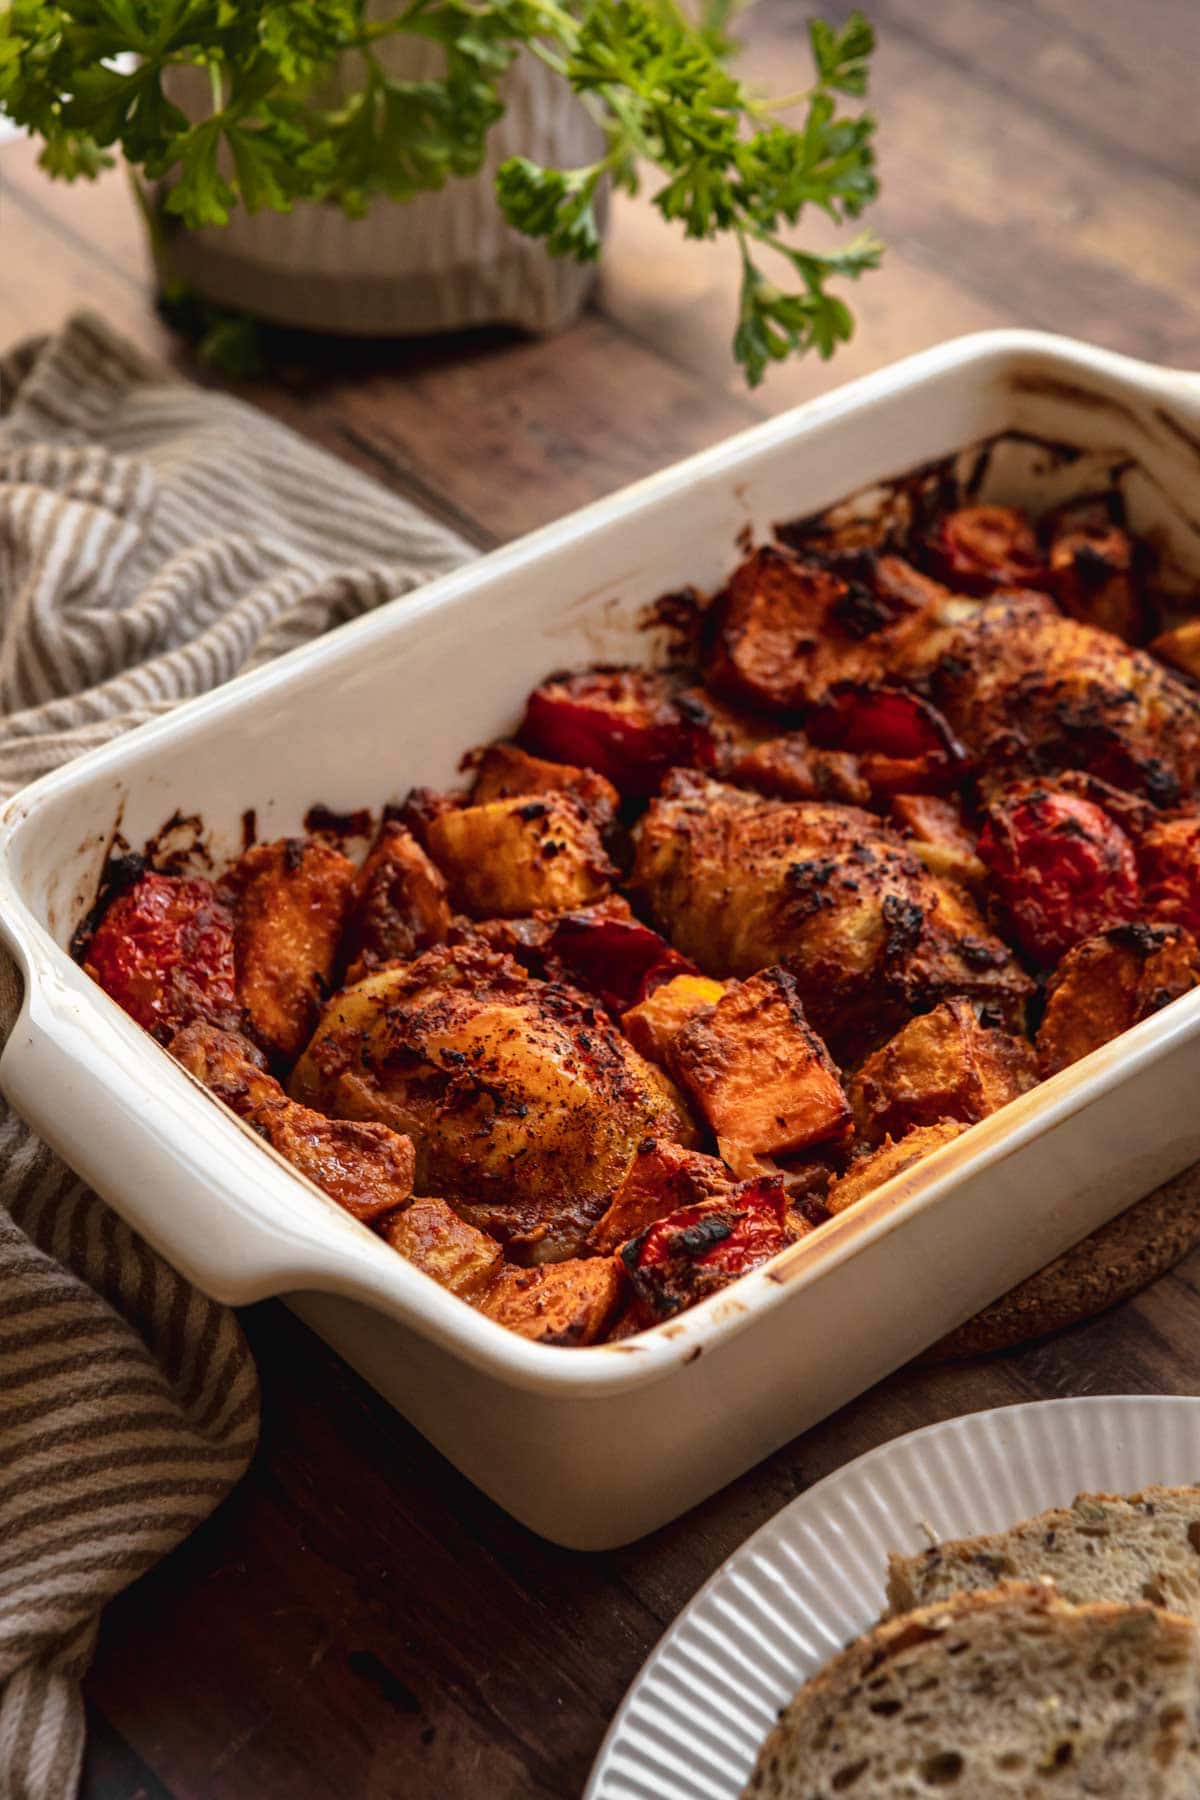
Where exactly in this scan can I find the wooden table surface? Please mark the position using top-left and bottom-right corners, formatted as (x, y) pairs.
(5, 3), (1200, 1795)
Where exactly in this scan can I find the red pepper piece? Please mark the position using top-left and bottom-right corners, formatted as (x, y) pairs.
(546, 912), (696, 1015)
(520, 668), (715, 797)
(83, 870), (241, 1042)
(977, 787), (1141, 965)
(923, 505), (1047, 596)
(806, 683), (968, 796)
(622, 1178), (791, 1323)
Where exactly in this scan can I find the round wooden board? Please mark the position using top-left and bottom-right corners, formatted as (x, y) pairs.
(926, 1164), (1200, 1361)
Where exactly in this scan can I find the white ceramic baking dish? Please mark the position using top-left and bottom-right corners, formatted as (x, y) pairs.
(4, 330), (1200, 1551)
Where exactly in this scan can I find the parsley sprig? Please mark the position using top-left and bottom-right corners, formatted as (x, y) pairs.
(0, 1), (882, 385)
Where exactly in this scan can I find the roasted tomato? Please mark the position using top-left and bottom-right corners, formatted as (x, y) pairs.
(805, 683), (968, 797)
(621, 1177), (797, 1325)
(922, 505), (1047, 595)
(1048, 523), (1144, 642)
(520, 667), (713, 797)
(84, 870), (241, 1043)
(977, 786), (1140, 965)
(1139, 813), (1200, 935)
(545, 911), (696, 1014)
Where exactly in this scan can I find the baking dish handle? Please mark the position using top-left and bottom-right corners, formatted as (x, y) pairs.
(0, 975), (403, 1309)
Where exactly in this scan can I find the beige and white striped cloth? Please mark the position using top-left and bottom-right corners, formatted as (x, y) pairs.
(0, 313), (473, 1798)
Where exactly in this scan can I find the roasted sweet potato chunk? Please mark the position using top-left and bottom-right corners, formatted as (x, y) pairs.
(621, 972), (728, 1064)
(726, 733), (870, 805)
(669, 966), (850, 1156)
(1036, 923), (1200, 1077)
(470, 741), (619, 829)
(977, 785), (1140, 965)
(425, 792), (615, 918)
(342, 820), (450, 981)
(1048, 523), (1144, 642)
(587, 1138), (733, 1254)
(171, 1022), (415, 1222)
(1139, 812), (1200, 936)
(223, 837), (355, 1064)
(825, 1120), (966, 1216)
(707, 547), (881, 713)
(378, 1197), (502, 1299)
(1151, 617), (1200, 683)
(84, 869), (241, 1043)
(621, 1177), (803, 1325)
(922, 505), (1046, 595)
(478, 1257), (624, 1345)
(848, 999), (1037, 1147)
(520, 667), (713, 797)
(544, 911), (695, 1015)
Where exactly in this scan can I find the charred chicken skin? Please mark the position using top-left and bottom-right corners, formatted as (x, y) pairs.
(79, 484), (1200, 1344)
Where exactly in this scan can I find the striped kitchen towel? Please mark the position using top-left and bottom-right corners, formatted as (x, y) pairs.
(0, 313), (474, 1799)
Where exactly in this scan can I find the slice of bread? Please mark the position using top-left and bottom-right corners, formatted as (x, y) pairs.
(743, 1581), (1200, 1799)
(885, 1485), (1200, 1621)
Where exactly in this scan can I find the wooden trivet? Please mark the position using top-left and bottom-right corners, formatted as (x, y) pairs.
(926, 1165), (1200, 1361)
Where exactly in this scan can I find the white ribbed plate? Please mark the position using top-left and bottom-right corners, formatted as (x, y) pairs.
(587, 1396), (1200, 1800)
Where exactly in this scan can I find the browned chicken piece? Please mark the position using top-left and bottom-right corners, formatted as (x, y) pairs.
(425, 792), (615, 919)
(893, 592), (1200, 804)
(470, 741), (619, 830)
(1036, 922), (1200, 1078)
(825, 1120), (966, 1216)
(171, 1021), (414, 1222)
(847, 999), (1038, 1147)
(726, 734), (871, 806)
(633, 772), (1031, 1059)
(378, 1197), (502, 1300)
(289, 943), (689, 1262)
(669, 967), (851, 1157)
(620, 972), (728, 1065)
(706, 547), (896, 713)
(342, 820), (450, 982)
(587, 1138), (734, 1254)
(221, 837), (355, 1065)
(889, 793), (985, 889)
(1151, 617), (1200, 683)
(1048, 522), (1145, 642)
(478, 1257), (625, 1346)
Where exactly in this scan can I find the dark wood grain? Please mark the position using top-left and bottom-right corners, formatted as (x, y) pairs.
(4, 4), (1200, 1795)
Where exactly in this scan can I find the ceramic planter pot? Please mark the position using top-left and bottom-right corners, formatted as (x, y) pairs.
(158, 41), (604, 337)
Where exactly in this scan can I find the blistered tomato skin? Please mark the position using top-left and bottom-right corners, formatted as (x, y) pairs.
(977, 789), (1141, 966)
(84, 871), (241, 1043)
(520, 668), (715, 797)
(923, 505), (1047, 596)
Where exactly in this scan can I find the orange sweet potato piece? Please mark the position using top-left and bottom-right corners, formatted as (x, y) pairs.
(848, 999), (1038, 1147)
(425, 792), (615, 918)
(1036, 922), (1200, 1077)
(223, 837), (355, 1064)
(707, 547), (882, 713)
(378, 1197), (502, 1300)
(171, 1022), (414, 1223)
(621, 972), (728, 1064)
(587, 1138), (734, 1254)
(1048, 523), (1144, 641)
(478, 1257), (625, 1346)
(669, 966), (851, 1156)
(343, 821), (450, 981)
(825, 1121), (966, 1216)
